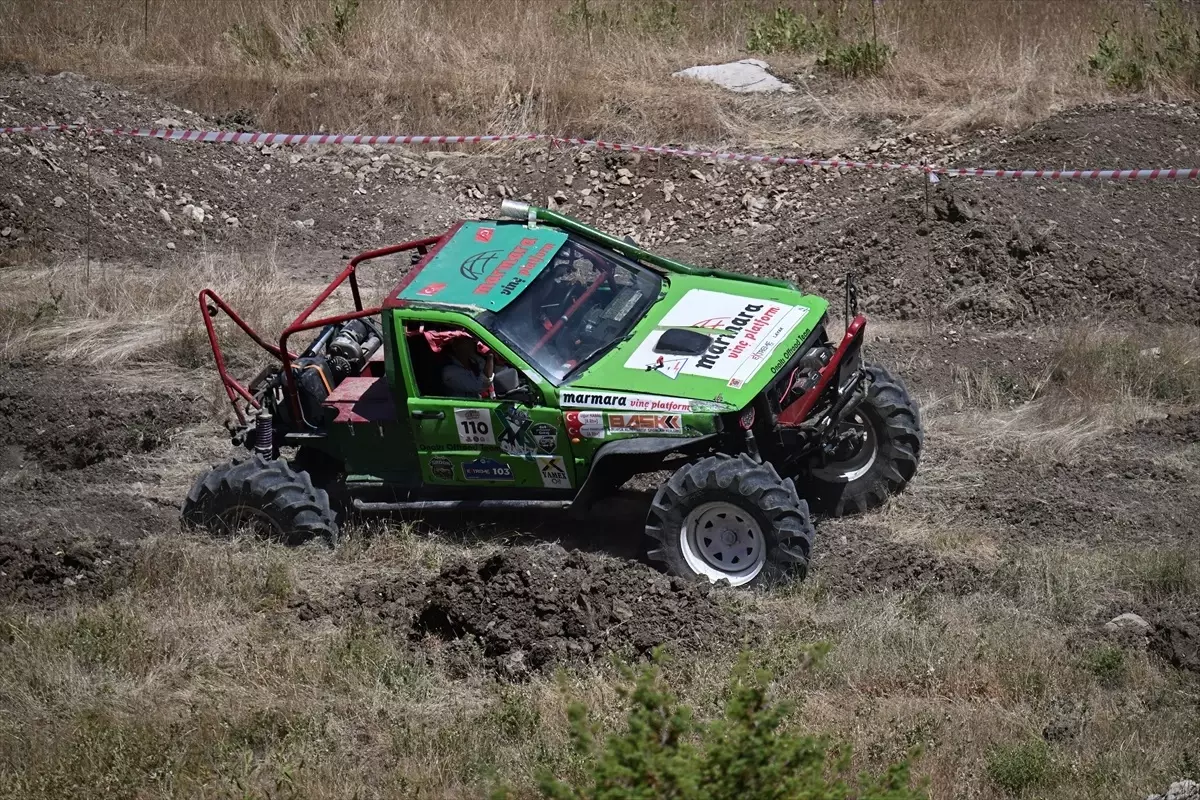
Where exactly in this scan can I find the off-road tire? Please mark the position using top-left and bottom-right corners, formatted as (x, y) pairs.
(645, 454), (814, 587)
(181, 455), (338, 546)
(798, 363), (922, 517)
(289, 446), (348, 519)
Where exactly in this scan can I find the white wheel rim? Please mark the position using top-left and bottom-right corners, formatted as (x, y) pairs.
(812, 412), (878, 483)
(680, 501), (766, 586)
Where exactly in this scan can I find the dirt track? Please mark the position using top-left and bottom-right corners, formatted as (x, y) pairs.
(1, 71), (1198, 677)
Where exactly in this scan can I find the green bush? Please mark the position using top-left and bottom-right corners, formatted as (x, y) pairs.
(747, 6), (835, 55)
(818, 40), (893, 78)
(534, 658), (925, 800)
(1087, 0), (1200, 91)
(1081, 645), (1126, 688)
(747, 4), (892, 78)
(985, 739), (1052, 797)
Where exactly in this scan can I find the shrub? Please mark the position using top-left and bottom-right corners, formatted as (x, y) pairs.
(1081, 645), (1126, 688)
(746, 6), (835, 55)
(985, 739), (1052, 797)
(747, 3), (892, 78)
(818, 40), (893, 78)
(534, 658), (925, 800)
(1087, 0), (1200, 91)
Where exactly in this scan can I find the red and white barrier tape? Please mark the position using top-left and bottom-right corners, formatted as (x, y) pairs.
(3, 123), (1198, 181)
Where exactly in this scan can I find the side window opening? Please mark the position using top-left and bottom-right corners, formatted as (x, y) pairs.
(403, 322), (528, 401)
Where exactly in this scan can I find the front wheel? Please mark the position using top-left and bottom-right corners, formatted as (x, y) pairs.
(795, 363), (922, 517)
(182, 455), (339, 545)
(645, 454), (814, 587)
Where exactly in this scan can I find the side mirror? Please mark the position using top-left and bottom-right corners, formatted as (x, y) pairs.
(492, 366), (520, 395)
(499, 384), (537, 405)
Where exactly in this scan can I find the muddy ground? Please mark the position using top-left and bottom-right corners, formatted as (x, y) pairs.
(1, 71), (1198, 677)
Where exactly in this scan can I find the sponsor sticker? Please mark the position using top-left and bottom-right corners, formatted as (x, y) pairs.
(496, 403), (537, 456)
(460, 250), (501, 281)
(454, 408), (495, 445)
(537, 456), (572, 489)
(428, 456), (453, 481)
(474, 226), (494, 242)
(416, 282), (446, 297)
(623, 289), (809, 388)
(461, 457), (513, 481)
(607, 413), (683, 435)
(530, 422), (558, 453)
(564, 410), (605, 439)
(559, 390), (696, 413)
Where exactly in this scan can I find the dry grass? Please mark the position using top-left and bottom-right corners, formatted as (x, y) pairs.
(0, 248), (341, 370)
(2, 0), (1195, 147)
(947, 326), (1200, 466)
(2, 532), (1196, 799)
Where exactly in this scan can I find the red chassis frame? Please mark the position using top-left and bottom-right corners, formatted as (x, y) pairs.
(199, 235), (442, 425)
(776, 314), (867, 427)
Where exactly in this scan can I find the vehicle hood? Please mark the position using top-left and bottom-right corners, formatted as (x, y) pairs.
(564, 273), (828, 411)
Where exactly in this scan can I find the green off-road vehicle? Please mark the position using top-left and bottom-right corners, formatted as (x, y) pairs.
(185, 200), (922, 586)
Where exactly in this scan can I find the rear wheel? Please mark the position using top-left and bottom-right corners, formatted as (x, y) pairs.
(181, 455), (338, 545)
(645, 454), (813, 587)
(795, 363), (922, 517)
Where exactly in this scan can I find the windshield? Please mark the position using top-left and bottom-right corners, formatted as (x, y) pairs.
(491, 237), (662, 383)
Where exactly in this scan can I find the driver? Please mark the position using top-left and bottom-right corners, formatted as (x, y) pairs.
(441, 336), (494, 399)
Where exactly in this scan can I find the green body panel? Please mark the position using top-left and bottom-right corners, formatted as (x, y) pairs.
(388, 308), (577, 492)
(397, 221), (566, 312)
(565, 272), (828, 412)
(320, 206), (829, 492)
(406, 396), (576, 490)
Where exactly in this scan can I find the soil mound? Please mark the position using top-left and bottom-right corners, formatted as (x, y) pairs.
(0, 534), (133, 603)
(298, 546), (741, 674)
(0, 366), (198, 471)
(818, 524), (985, 595)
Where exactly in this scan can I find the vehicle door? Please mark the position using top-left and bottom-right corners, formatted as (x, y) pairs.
(395, 314), (576, 495)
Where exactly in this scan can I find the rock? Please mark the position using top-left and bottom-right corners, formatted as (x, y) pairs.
(0, 227), (10, 238)
(153, 117), (184, 129)
(166, 241), (176, 250)
(1147, 779), (1200, 800)
(225, 216), (240, 228)
(689, 169), (707, 182)
(935, 193), (975, 223)
(741, 192), (767, 212)
(147, 154), (162, 169)
(295, 218), (316, 229)
(157, 208), (171, 226)
(672, 58), (795, 94)
(1104, 612), (1152, 635)
(181, 204), (204, 224)
(52, 196), (65, 208)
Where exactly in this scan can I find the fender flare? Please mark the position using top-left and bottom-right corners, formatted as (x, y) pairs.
(569, 434), (718, 512)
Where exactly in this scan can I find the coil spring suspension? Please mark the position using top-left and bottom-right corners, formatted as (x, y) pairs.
(253, 409), (274, 456)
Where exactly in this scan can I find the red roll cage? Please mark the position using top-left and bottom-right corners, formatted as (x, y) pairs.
(199, 234), (442, 424)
